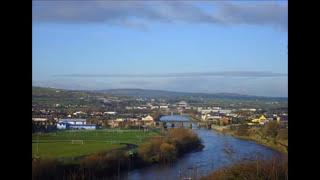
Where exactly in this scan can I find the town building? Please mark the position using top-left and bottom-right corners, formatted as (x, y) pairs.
(116, 118), (124, 121)
(107, 120), (122, 128)
(104, 111), (118, 115)
(73, 111), (87, 116)
(57, 119), (96, 130)
(159, 105), (169, 109)
(220, 118), (232, 125)
(177, 101), (188, 108)
(32, 118), (48, 122)
(251, 115), (267, 125)
(141, 115), (155, 126)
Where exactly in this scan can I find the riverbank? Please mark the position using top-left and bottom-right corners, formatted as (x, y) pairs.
(211, 125), (288, 154)
(200, 154), (288, 180)
(230, 134), (287, 154)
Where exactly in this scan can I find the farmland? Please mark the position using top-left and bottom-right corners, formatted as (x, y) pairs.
(32, 129), (162, 159)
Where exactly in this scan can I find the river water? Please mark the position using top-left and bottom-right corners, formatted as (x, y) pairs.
(123, 115), (282, 180)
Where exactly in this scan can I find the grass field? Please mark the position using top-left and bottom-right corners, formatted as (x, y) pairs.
(32, 142), (123, 158)
(32, 129), (162, 159)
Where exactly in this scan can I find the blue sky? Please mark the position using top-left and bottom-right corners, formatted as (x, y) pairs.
(32, 1), (288, 97)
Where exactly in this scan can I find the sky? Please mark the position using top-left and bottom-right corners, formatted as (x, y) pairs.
(32, 0), (288, 97)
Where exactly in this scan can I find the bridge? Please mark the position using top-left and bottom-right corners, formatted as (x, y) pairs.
(157, 112), (215, 129)
(157, 120), (214, 129)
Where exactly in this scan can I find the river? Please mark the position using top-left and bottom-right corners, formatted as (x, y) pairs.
(122, 115), (283, 180)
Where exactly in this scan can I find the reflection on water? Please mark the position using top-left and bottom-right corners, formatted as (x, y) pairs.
(124, 116), (282, 180)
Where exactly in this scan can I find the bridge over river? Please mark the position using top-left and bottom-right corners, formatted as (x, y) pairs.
(158, 115), (214, 129)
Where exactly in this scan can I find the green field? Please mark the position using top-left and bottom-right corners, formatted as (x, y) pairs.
(32, 129), (162, 159)
(32, 142), (123, 158)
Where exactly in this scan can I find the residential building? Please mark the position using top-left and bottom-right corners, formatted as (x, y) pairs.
(177, 101), (188, 108)
(220, 118), (231, 125)
(142, 115), (154, 121)
(251, 115), (266, 124)
(73, 111), (87, 116)
(104, 111), (118, 115)
(57, 119), (96, 130)
(116, 118), (124, 121)
(141, 115), (155, 127)
(32, 118), (48, 122)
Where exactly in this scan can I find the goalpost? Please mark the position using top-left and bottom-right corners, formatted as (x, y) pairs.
(71, 140), (84, 144)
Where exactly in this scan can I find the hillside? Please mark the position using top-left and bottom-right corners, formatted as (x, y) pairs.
(97, 88), (288, 101)
(32, 86), (101, 106)
(32, 86), (287, 102)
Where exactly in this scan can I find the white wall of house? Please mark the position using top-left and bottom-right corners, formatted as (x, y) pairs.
(32, 118), (48, 122)
(142, 115), (154, 121)
(69, 125), (96, 130)
(57, 123), (67, 130)
(75, 121), (85, 125)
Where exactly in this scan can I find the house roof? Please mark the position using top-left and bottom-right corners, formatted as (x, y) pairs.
(58, 121), (95, 126)
(259, 115), (266, 120)
(69, 124), (96, 127)
(59, 119), (86, 122)
(32, 118), (48, 121)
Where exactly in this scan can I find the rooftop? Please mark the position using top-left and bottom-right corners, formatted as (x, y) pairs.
(59, 119), (86, 122)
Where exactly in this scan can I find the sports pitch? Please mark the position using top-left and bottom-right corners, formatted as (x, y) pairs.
(32, 129), (161, 158)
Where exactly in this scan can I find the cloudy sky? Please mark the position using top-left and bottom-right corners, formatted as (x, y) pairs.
(32, 0), (288, 97)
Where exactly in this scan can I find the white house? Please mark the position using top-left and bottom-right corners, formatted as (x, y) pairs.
(141, 115), (155, 127)
(73, 111), (87, 116)
(177, 101), (188, 108)
(150, 106), (158, 110)
(32, 118), (48, 122)
(116, 118), (124, 121)
(211, 109), (232, 114)
(59, 119), (86, 125)
(104, 111), (118, 115)
(160, 105), (168, 109)
(142, 115), (154, 121)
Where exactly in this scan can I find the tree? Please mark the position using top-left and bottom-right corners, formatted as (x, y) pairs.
(217, 120), (220, 126)
(160, 143), (177, 163)
(236, 124), (248, 136)
(262, 121), (281, 138)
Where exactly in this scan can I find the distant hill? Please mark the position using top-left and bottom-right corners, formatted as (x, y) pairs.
(32, 86), (287, 102)
(97, 88), (288, 101)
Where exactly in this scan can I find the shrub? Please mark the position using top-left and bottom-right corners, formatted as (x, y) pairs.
(159, 143), (177, 163)
(169, 128), (202, 154)
(138, 141), (160, 164)
(32, 158), (61, 180)
(229, 125), (236, 131)
(80, 149), (129, 177)
(262, 121), (281, 138)
(137, 128), (202, 164)
(277, 129), (288, 140)
(235, 124), (249, 136)
(201, 155), (288, 180)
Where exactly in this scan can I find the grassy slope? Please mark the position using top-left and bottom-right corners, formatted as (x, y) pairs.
(231, 134), (287, 154)
(222, 128), (288, 154)
(32, 86), (97, 106)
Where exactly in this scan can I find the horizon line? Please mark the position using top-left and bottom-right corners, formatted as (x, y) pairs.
(32, 85), (288, 99)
